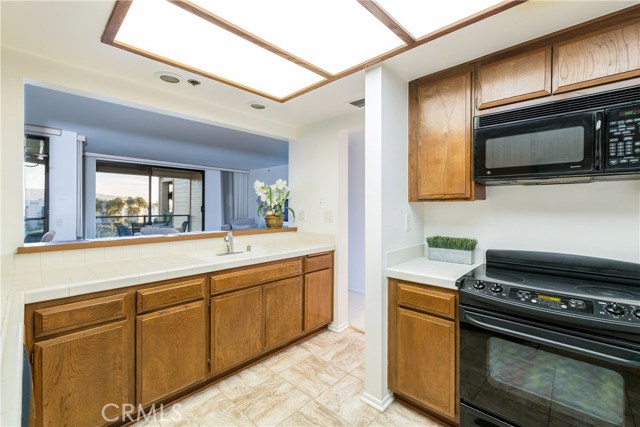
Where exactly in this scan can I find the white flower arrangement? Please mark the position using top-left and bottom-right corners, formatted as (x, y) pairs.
(254, 179), (295, 219)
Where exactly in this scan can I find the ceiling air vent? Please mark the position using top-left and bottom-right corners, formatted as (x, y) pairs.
(349, 98), (365, 108)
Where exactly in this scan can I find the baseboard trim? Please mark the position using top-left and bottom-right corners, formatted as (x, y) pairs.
(361, 391), (394, 412)
(328, 321), (350, 333)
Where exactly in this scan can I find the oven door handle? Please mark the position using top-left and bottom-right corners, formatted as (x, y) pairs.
(462, 309), (640, 369)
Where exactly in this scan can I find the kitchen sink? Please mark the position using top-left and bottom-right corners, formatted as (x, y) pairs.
(216, 251), (244, 256)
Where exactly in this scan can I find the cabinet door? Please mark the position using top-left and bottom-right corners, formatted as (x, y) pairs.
(477, 47), (551, 109)
(264, 277), (303, 348)
(211, 287), (263, 372)
(553, 22), (640, 93)
(411, 69), (475, 200)
(33, 321), (134, 427)
(137, 301), (207, 406)
(304, 269), (333, 331)
(396, 308), (456, 420)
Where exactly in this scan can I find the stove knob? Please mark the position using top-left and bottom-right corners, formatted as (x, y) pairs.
(605, 303), (625, 316)
(633, 309), (640, 319)
(490, 283), (503, 293)
(473, 280), (486, 290)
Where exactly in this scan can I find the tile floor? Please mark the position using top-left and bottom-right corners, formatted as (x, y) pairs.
(133, 328), (444, 427)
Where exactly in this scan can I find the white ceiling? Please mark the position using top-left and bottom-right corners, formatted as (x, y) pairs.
(2, 1), (636, 131)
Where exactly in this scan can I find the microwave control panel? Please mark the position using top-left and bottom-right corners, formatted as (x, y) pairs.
(606, 105), (640, 169)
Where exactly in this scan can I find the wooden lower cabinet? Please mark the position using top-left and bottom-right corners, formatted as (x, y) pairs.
(211, 287), (264, 372)
(389, 279), (458, 424)
(264, 277), (303, 348)
(33, 320), (134, 427)
(396, 308), (456, 419)
(26, 252), (334, 427)
(304, 268), (333, 331)
(136, 300), (207, 406)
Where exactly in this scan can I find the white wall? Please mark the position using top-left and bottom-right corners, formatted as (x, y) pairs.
(204, 170), (222, 231)
(1, 47), (295, 276)
(348, 130), (365, 294)
(290, 111), (365, 332)
(423, 181), (640, 263)
(362, 65), (425, 410)
(247, 165), (289, 228)
(47, 130), (80, 241)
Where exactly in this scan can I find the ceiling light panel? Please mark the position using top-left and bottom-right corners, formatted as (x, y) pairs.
(374, 0), (505, 39)
(115, 0), (325, 99)
(190, 0), (407, 75)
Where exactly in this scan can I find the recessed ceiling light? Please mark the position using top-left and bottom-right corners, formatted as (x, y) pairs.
(105, 0), (520, 102)
(154, 71), (182, 84)
(248, 102), (266, 110)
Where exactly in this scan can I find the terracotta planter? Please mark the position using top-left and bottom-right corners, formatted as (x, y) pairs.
(264, 214), (284, 229)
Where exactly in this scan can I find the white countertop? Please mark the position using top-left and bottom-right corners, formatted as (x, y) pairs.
(386, 252), (481, 290)
(386, 246), (640, 290)
(7, 240), (333, 305)
(0, 231), (334, 426)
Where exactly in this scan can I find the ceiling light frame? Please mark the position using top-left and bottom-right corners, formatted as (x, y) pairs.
(101, 0), (524, 103)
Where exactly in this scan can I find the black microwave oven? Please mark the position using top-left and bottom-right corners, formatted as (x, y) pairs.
(473, 86), (640, 184)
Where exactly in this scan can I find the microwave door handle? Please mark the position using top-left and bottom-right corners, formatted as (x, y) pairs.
(594, 112), (603, 171)
(462, 310), (640, 369)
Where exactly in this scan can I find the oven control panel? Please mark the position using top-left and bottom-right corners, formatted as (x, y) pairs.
(508, 289), (593, 314)
(596, 301), (640, 322)
(461, 278), (640, 323)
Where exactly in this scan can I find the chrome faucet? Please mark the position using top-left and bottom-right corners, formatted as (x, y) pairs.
(224, 230), (234, 254)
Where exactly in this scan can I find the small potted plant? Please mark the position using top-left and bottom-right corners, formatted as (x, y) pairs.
(254, 179), (295, 228)
(426, 235), (478, 264)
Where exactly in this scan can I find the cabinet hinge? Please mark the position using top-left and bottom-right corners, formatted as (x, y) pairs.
(30, 351), (34, 365)
(207, 358), (211, 369)
(208, 304), (211, 313)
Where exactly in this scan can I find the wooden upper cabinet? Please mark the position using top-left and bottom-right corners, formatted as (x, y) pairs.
(477, 47), (551, 109)
(136, 301), (207, 406)
(409, 67), (482, 201)
(33, 321), (134, 427)
(553, 22), (640, 93)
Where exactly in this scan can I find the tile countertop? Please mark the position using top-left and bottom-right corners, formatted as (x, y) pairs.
(385, 243), (483, 289)
(0, 231), (334, 426)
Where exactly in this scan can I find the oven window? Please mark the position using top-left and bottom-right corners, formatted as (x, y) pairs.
(488, 338), (624, 426)
(460, 322), (639, 427)
(485, 126), (584, 169)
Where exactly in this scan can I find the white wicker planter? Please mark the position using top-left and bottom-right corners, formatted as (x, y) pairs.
(428, 247), (475, 265)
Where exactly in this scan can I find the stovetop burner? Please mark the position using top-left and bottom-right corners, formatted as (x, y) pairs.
(458, 250), (640, 342)
(574, 285), (640, 300)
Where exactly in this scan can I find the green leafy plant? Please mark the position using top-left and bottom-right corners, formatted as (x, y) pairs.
(426, 236), (477, 251)
(254, 179), (295, 219)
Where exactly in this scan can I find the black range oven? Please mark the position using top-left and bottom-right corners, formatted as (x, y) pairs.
(457, 250), (640, 427)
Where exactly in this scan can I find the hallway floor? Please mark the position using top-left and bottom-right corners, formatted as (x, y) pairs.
(348, 290), (365, 332)
(133, 328), (443, 426)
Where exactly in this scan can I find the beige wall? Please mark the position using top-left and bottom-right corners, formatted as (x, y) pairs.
(0, 47), (296, 277)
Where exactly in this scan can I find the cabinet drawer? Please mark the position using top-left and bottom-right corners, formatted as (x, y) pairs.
(211, 259), (302, 293)
(136, 278), (205, 313)
(304, 252), (332, 273)
(397, 283), (456, 320)
(34, 293), (129, 339)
